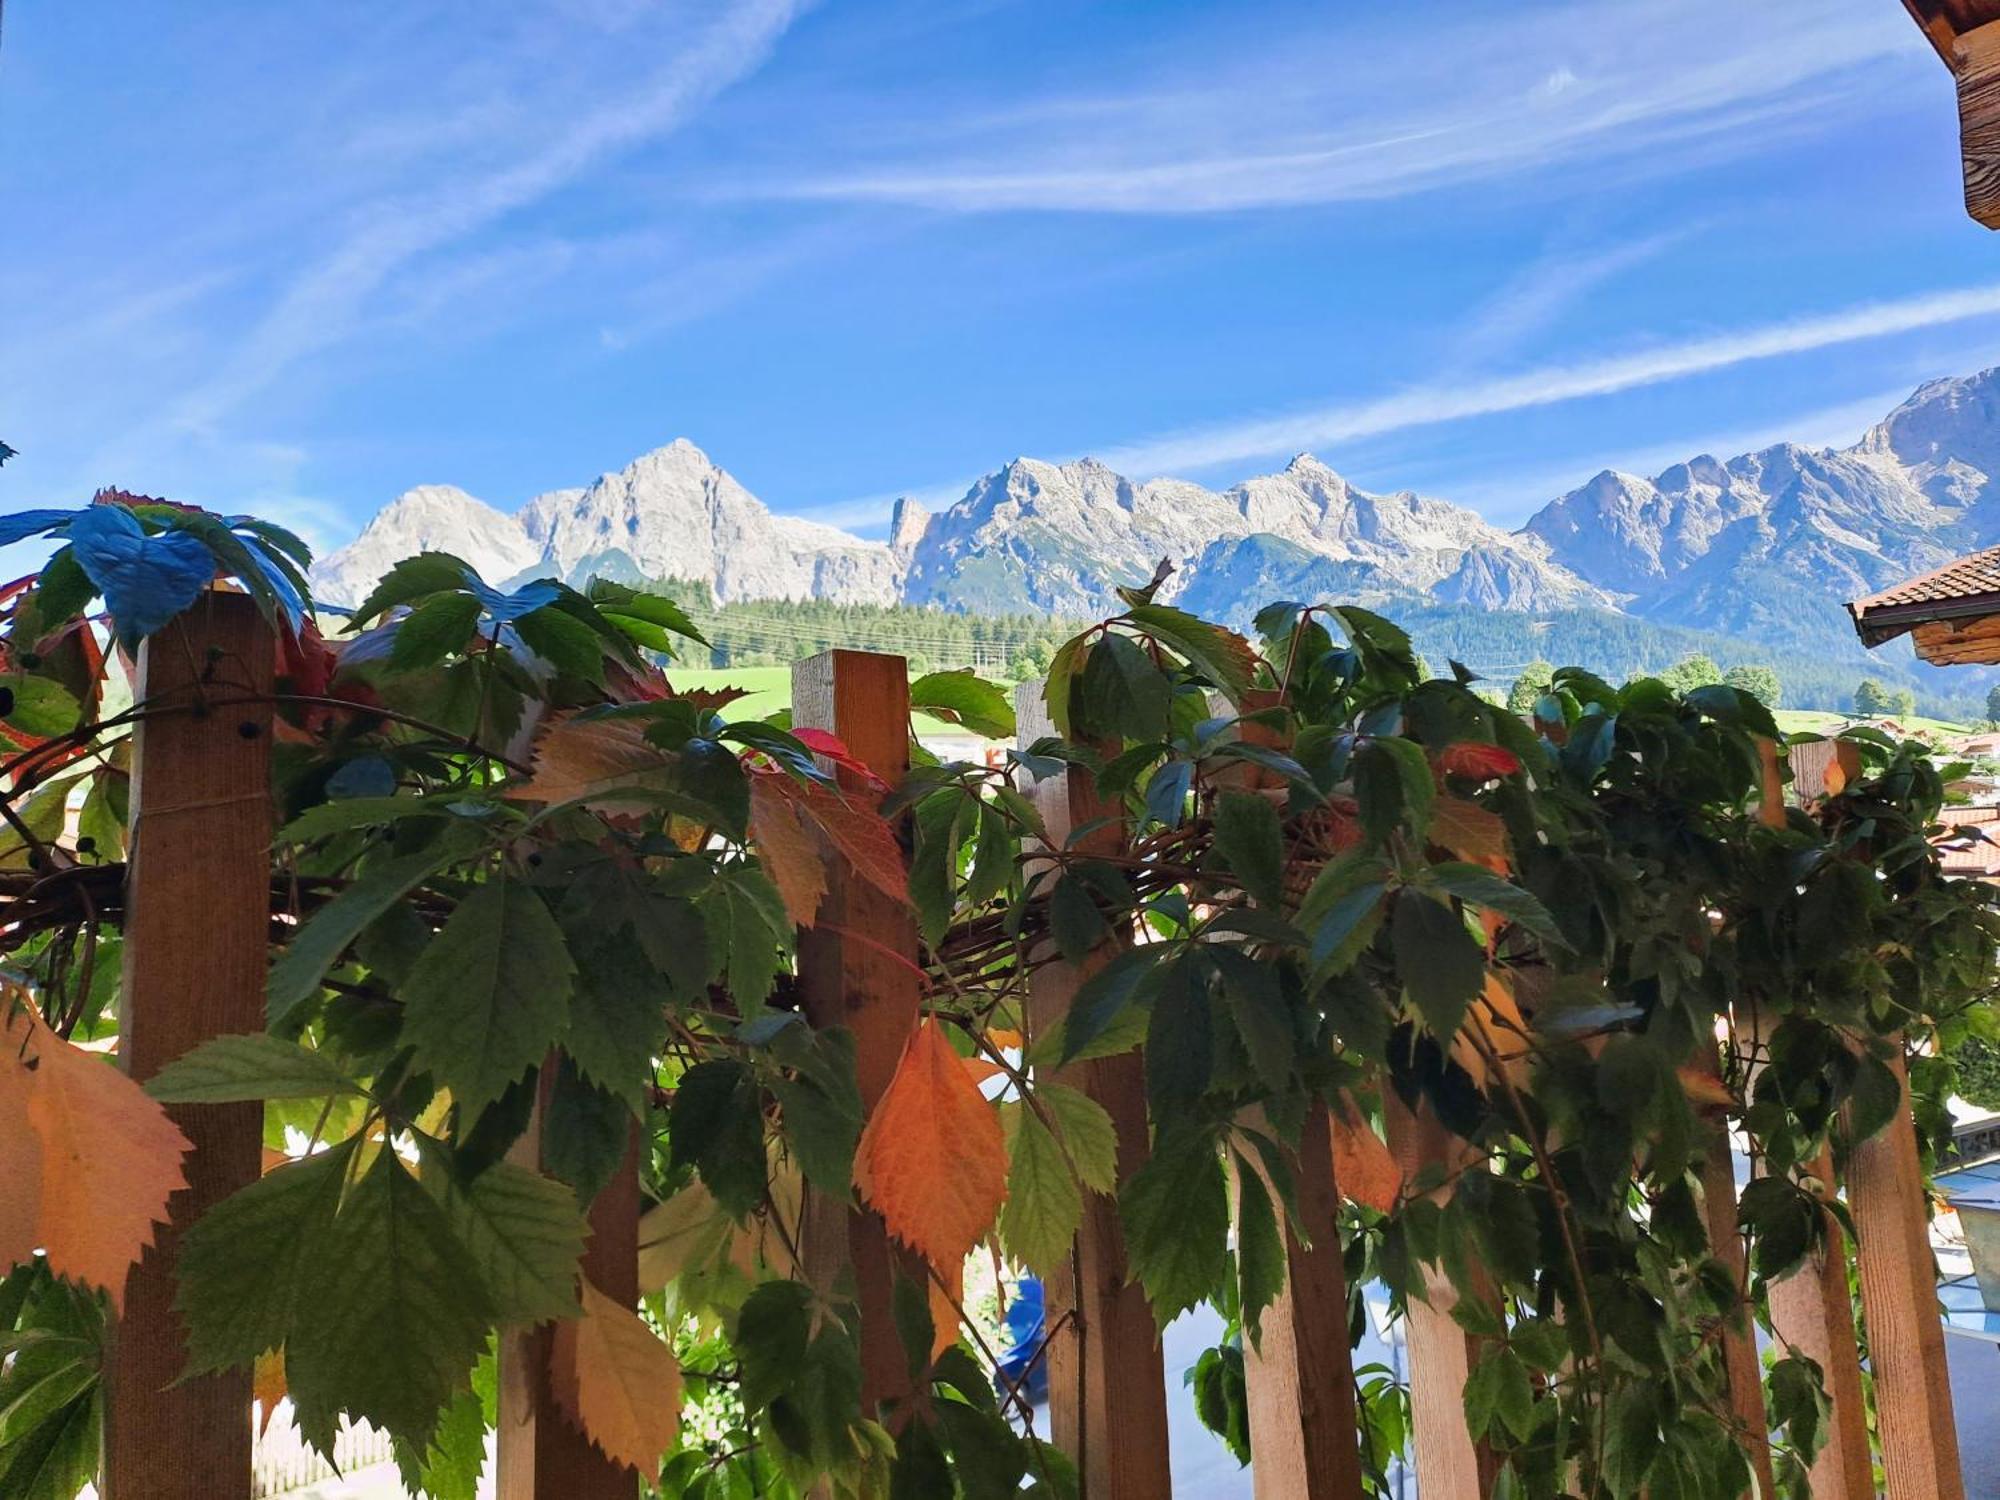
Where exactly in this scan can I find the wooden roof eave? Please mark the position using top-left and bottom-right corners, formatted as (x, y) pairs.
(1849, 590), (2000, 648)
(1902, 0), (2000, 227)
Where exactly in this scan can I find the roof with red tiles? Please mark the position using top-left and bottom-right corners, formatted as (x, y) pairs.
(1848, 543), (2000, 645)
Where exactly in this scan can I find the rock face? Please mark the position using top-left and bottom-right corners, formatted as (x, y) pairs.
(515, 440), (900, 605)
(312, 441), (900, 607)
(310, 486), (544, 610)
(1519, 369), (2000, 646)
(899, 452), (1610, 615)
(310, 368), (2000, 659)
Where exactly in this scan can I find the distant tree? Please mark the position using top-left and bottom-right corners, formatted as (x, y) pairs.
(1722, 663), (1782, 708)
(1507, 660), (1556, 716)
(1853, 679), (1891, 717)
(1892, 687), (1917, 718)
(1661, 654), (1723, 694)
(1985, 683), (2000, 726)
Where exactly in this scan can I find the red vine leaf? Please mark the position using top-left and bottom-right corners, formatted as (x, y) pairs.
(761, 774), (908, 908)
(1431, 794), (1510, 870)
(1434, 741), (1521, 782)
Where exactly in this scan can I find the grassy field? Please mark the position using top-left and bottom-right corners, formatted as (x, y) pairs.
(669, 665), (996, 741)
(1773, 708), (1977, 738)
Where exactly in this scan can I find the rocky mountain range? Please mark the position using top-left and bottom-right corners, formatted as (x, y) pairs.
(311, 368), (2000, 677)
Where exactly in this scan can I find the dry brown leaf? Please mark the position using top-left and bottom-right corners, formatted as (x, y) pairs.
(749, 776), (828, 928)
(551, 1279), (682, 1474)
(11, 1007), (189, 1308)
(507, 713), (669, 807)
(775, 775), (909, 907)
(854, 1019), (1008, 1275)
(1330, 1091), (1403, 1214)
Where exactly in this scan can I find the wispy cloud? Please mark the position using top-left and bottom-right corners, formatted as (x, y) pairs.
(1449, 231), (1691, 369)
(738, 0), (1919, 213)
(168, 0), (808, 433)
(1092, 281), (2000, 477)
(790, 280), (2000, 530)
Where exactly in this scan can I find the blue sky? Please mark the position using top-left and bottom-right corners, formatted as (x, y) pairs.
(6, 0), (2000, 562)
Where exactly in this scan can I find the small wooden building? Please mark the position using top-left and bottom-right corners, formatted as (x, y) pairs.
(1850, 541), (2000, 662)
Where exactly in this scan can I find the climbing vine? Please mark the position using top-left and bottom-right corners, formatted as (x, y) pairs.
(0, 493), (1995, 1498)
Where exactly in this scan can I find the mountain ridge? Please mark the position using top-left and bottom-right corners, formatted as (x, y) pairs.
(308, 367), (2000, 708)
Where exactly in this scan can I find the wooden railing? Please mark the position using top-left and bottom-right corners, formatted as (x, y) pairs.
(95, 625), (1968, 1499)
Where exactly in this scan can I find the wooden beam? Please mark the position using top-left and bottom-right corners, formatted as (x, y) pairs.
(103, 592), (274, 1500)
(1015, 681), (1174, 1500)
(1380, 1090), (1500, 1500)
(792, 650), (926, 1415)
(1762, 1143), (1874, 1500)
(1846, 1041), (1965, 1500)
(1240, 1097), (1366, 1500)
(497, 1120), (641, 1500)
(1914, 611), (2000, 663)
(1221, 689), (1364, 1499)
(1691, 1040), (1774, 1498)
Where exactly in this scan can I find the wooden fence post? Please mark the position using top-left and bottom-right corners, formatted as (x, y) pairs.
(1760, 1139), (1873, 1500)
(104, 591), (274, 1500)
(1225, 690), (1365, 1500)
(792, 650), (926, 1414)
(1690, 1033), (1774, 1497)
(497, 1117), (641, 1499)
(1380, 1090), (1499, 1500)
(1015, 681), (1173, 1500)
(1847, 1040), (1965, 1500)
(1241, 1096), (1366, 1500)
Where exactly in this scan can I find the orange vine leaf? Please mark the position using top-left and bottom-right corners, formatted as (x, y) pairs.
(1330, 1091), (1402, 1214)
(854, 1018), (1008, 1275)
(551, 1279), (683, 1474)
(5, 1005), (190, 1308)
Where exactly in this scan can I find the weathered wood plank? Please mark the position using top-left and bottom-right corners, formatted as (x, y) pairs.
(497, 1120), (641, 1500)
(1015, 680), (1174, 1500)
(1847, 1040), (1965, 1500)
(104, 592), (274, 1500)
(1241, 1097), (1366, 1500)
(1223, 689), (1364, 1500)
(1762, 1141), (1873, 1500)
(1691, 1039), (1774, 1497)
(1380, 1090), (1499, 1500)
(792, 650), (927, 1415)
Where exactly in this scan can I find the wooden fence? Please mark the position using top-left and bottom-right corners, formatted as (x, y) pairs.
(100, 609), (1968, 1498)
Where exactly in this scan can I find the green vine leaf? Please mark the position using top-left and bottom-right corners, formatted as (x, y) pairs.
(146, 1034), (365, 1105)
(401, 877), (576, 1119)
(286, 1150), (495, 1454)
